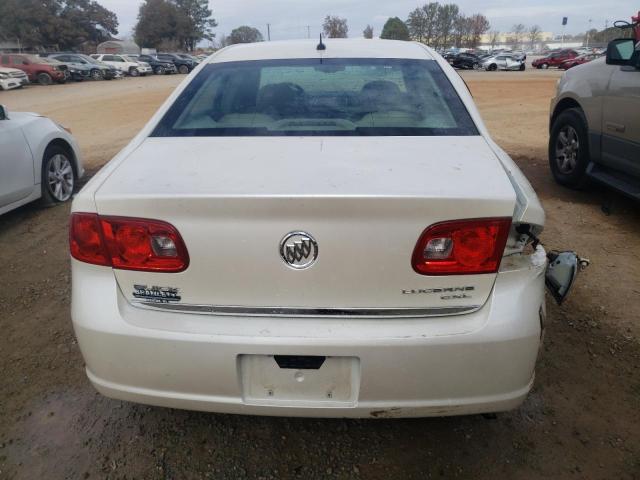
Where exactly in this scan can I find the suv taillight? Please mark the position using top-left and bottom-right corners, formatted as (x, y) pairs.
(412, 218), (512, 276)
(70, 213), (189, 272)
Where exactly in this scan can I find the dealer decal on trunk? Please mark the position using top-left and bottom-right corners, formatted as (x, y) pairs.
(133, 285), (181, 303)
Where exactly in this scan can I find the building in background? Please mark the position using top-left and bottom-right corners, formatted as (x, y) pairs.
(0, 38), (21, 53)
(479, 31), (555, 51)
(96, 40), (141, 55)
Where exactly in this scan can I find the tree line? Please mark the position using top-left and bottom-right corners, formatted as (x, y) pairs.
(0, 0), (118, 51)
(320, 3), (491, 49)
(1, 0), (631, 54)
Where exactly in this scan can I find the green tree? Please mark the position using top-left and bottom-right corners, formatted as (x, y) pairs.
(134, 0), (216, 51)
(0, 0), (118, 50)
(227, 26), (264, 44)
(323, 16), (348, 38)
(174, 0), (217, 51)
(380, 17), (410, 41)
(134, 0), (178, 49)
(363, 25), (374, 39)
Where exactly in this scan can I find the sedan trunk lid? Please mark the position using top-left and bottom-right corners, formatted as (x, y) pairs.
(94, 136), (516, 315)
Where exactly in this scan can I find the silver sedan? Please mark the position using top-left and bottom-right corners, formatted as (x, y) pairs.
(483, 54), (526, 71)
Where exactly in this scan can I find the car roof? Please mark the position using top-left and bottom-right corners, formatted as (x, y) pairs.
(208, 39), (435, 63)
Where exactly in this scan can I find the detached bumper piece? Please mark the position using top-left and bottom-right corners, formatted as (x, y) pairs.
(545, 251), (589, 304)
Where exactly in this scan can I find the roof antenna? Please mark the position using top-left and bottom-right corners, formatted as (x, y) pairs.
(317, 34), (326, 51)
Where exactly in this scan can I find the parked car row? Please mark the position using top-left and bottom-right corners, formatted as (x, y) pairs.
(0, 51), (207, 90)
(444, 51), (527, 72)
(531, 49), (602, 70)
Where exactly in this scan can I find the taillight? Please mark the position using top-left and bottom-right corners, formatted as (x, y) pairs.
(412, 218), (512, 275)
(70, 213), (189, 272)
(69, 213), (110, 266)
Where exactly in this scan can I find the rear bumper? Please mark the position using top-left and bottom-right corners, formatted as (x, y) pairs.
(72, 249), (546, 418)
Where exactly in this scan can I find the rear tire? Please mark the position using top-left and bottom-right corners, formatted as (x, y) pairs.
(541, 63), (549, 69)
(178, 64), (189, 74)
(40, 145), (76, 205)
(549, 108), (591, 189)
(488, 64), (497, 71)
(37, 73), (53, 85)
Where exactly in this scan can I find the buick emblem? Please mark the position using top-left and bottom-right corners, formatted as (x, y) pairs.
(280, 231), (318, 270)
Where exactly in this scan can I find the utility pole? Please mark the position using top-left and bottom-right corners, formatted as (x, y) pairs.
(586, 18), (592, 49)
(306, 26), (311, 39)
(267, 24), (271, 41)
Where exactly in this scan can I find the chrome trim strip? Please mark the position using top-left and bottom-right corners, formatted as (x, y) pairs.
(133, 302), (482, 318)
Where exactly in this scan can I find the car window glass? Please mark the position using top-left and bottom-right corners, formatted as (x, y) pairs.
(1, 56), (9, 65)
(611, 41), (635, 61)
(153, 58), (478, 138)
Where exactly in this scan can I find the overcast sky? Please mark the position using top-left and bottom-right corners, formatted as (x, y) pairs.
(102, 0), (639, 43)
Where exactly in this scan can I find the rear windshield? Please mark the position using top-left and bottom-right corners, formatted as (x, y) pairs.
(152, 58), (478, 137)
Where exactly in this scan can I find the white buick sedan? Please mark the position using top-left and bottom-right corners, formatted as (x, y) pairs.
(71, 39), (557, 418)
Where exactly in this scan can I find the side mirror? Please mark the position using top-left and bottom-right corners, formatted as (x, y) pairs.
(606, 38), (636, 65)
(0, 105), (9, 121)
(545, 251), (590, 305)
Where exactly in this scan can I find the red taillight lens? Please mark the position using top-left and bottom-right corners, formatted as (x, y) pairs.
(412, 218), (512, 275)
(70, 213), (110, 266)
(70, 213), (189, 272)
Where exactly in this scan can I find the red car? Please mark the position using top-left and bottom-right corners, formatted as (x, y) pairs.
(0, 54), (67, 85)
(559, 53), (602, 70)
(532, 49), (578, 69)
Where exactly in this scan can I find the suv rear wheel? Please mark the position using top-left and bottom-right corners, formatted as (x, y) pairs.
(549, 108), (590, 189)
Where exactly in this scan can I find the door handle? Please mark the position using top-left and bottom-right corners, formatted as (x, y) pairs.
(606, 122), (626, 133)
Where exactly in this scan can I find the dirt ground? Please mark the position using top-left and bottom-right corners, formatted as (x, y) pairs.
(0, 71), (638, 480)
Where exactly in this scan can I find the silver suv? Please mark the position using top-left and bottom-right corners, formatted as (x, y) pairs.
(549, 36), (639, 197)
